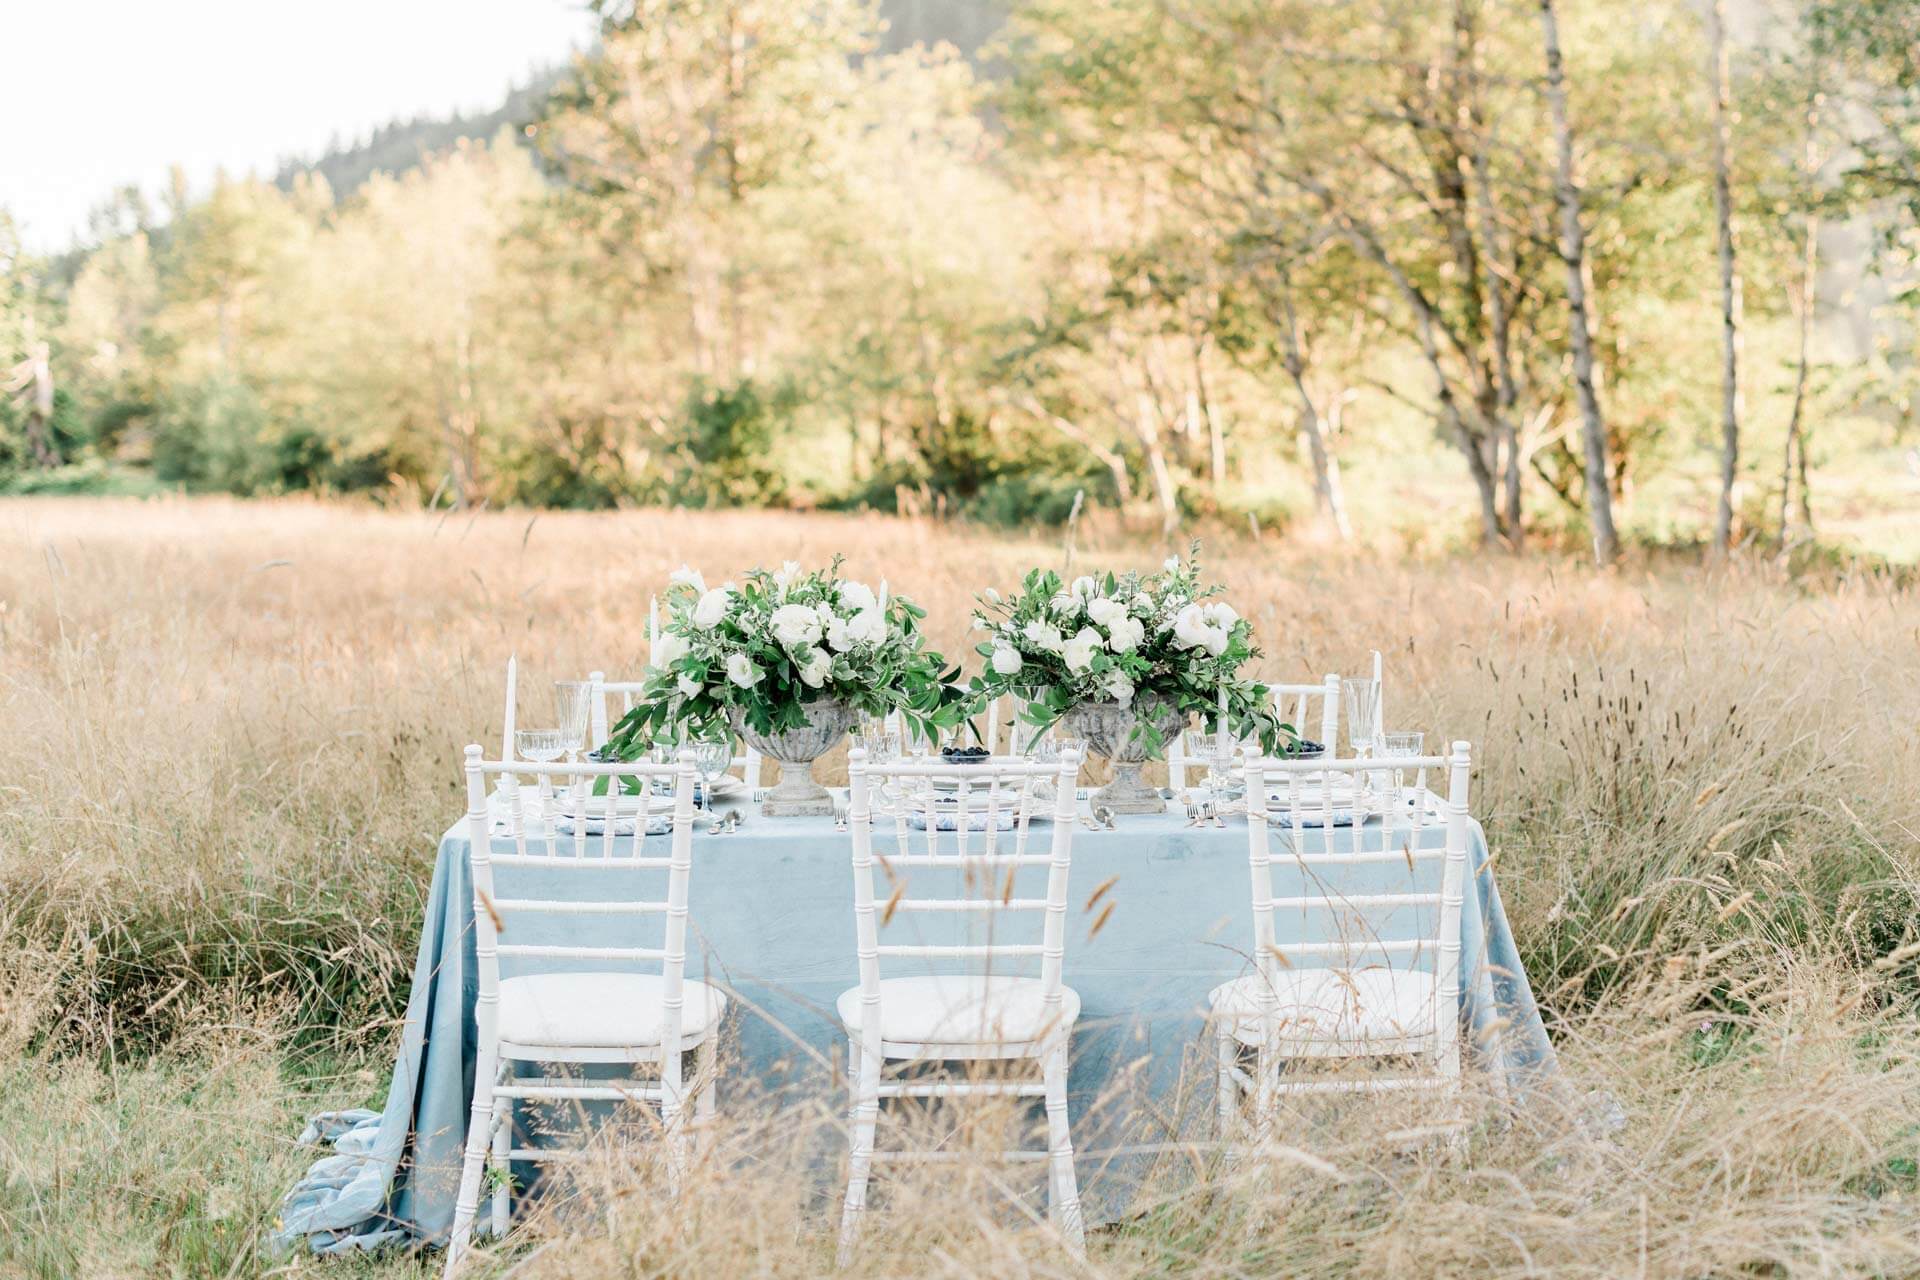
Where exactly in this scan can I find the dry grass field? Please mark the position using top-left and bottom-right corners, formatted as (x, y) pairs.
(4, 495), (1920, 1278)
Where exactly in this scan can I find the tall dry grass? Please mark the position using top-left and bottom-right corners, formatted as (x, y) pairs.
(2, 495), (1918, 1278)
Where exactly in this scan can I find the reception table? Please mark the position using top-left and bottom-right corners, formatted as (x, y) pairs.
(276, 795), (1557, 1253)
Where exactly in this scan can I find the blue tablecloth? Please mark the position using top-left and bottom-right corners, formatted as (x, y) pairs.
(276, 797), (1557, 1252)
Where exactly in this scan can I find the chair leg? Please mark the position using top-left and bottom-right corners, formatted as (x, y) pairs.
(1041, 1043), (1084, 1257)
(837, 1034), (882, 1266)
(488, 1074), (511, 1238)
(1215, 1024), (1240, 1144)
(444, 1046), (498, 1278)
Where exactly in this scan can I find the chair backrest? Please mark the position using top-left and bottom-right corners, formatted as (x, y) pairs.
(1266, 673), (1341, 751)
(846, 748), (1081, 1039)
(588, 670), (762, 787)
(461, 745), (699, 1060)
(1168, 675), (1338, 789)
(1241, 742), (1471, 1056)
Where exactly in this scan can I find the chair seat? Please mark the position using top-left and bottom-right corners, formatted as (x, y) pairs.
(836, 975), (1080, 1049)
(1208, 967), (1436, 1048)
(498, 972), (726, 1050)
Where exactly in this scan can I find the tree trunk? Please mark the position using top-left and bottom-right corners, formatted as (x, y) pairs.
(1708, 0), (1742, 555)
(1133, 391), (1181, 534)
(1461, 13), (1524, 546)
(1780, 81), (1821, 552)
(1540, 0), (1621, 566)
(1274, 283), (1353, 540)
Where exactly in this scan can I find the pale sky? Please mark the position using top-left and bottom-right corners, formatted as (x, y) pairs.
(0, 0), (596, 252)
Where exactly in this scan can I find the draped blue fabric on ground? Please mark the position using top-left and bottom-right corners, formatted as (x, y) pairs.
(275, 804), (1557, 1251)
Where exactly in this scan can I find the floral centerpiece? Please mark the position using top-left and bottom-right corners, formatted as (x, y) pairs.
(603, 560), (961, 815)
(968, 550), (1293, 812)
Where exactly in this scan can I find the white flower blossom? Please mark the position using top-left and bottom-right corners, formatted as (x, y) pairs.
(1062, 626), (1102, 672)
(1106, 615), (1145, 653)
(772, 560), (802, 599)
(1022, 621), (1066, 654)
(675, 673), (703, 698)
(1070, 575), (1097, 602)
(1164, 556), (1182, 571)
(1086, 597), (1125, 626)
(669, 565), (706, 593)
(797, 647), (832, 688)
(1173, 603), (1230, 656)
(1049, 592), (1078, 616)
(692, 587), (733, 630)
(826, 616), (853, 652)
(990, 645), (1023, 676)
(652, 632), (691, 667)
(726, 653), (761, 688)
(770, 603), (824, 648)
(844, 608), (887, 647)
(838, 580), (877, 613)
(1103, 669), (1135, 705)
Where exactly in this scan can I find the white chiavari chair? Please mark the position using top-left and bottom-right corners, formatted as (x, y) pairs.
(837, 747), (1085, 1261)
(589, 671), (763, 789)
(445, 747), (725, 1276)
(1210, 742), (1472, 1143)
(500, 656), (517, 761)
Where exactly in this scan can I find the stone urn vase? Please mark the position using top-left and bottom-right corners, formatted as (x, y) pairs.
(1060, 694), (1186, 815)
(733, 698), (857, 817)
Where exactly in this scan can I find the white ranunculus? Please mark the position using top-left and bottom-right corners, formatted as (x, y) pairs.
(1086, 596), (1125, 626)
(1106, 615), (1145, 653)
(1062, 626), (1102, 673)
(990, 645), (1023, 676)
(669, 564), (706, 593)
(692, 587), (733, 629)
(837, 580), (877, 613)
(1022, 621), (1065, 654)
(1104, 670), (1135, 705)
(676, 673), (703, 698)
(844, 608), (887, 647)
(652, 632), (691, 667)
(770, 602), (824, 648)
(797, 647), (832, 688)
(726, 653), (761, 688)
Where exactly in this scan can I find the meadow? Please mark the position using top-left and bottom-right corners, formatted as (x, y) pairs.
(3, 495), (1920, 1278)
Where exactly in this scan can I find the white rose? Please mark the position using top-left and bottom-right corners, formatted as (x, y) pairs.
(826, 616), (853, 652)
(675, 673), (702, 698)
(726, 653), (761, 688)
(838, 580), (877, 613)
(1049, 592), (1078, 616)
(669, 564), (706, 593)
(652, 632), (691, 667)
(798, 647), (832, 688)
(770, 603), (824, 648)
(1086, 597), (1125, 626)
(1062, 627), (1102, 673)
(990, 645), (1023, 676)
(692, 587), (733, 630)
(1173, 603), (1227, 655)
(1104, 670), (1135, 705)
(1022, 621), (1065, 654)
(1133, 592), (1153, 612)
(844, 608), (887, 647)
(1106, 615), (1145, 653)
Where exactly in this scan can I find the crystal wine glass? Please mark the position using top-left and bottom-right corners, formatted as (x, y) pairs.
(515, 728), (566, 814)
(688, 738), (731, 809)
(1342, 677), (1381, 757)
(553, 681), (594, 761)
(1184, 727), (1235, 799)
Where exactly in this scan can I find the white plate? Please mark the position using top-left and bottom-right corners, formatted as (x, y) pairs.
(553, 813), (673, 837)
(906, 808), (1018, 832)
